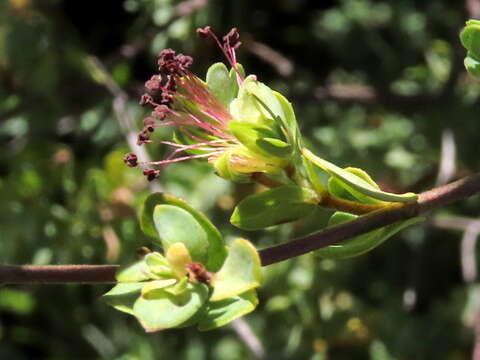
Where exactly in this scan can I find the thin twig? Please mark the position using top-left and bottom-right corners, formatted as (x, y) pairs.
(244, 40), (294, 77)
(1, 174), (480, 283)
(260, 173), (480, 265)
(467, 0), (480, 18)
(0, 265), (119, 284)
(435, 129), (456, 187)
(230, 318), (265, 359)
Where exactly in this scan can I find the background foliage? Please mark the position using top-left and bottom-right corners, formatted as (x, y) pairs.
(1, 0), (480, 358)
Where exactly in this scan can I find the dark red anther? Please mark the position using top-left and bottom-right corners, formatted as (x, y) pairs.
(152, 105), (169, 120)
(140, 93), (153, 106)
(223, 28), (241, 49)
(145, 75), (163, 92)
(137, 130), (150, 145)
(124, 153), (138, 167)
(143, 168), (160, 181)
(196, 26), (212, 37)
(157, 49), (193, 76)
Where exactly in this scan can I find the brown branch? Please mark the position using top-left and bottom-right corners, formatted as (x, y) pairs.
(0, 265), (119, 284)
(260, 173), (480, 265)
(1, 173), (480, 283)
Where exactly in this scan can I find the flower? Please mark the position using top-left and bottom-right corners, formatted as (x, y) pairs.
(127, 27), (300, 182)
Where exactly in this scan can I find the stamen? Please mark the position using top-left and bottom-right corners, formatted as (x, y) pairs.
(196, 27), (243, 83)
(124, 153), (138, 167)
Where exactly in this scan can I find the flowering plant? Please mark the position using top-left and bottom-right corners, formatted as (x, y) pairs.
(108, 27), (427, 331)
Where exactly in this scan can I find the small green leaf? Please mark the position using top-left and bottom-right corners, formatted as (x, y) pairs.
(144, 252), (174, 277)
(103, 283), (144, 315)
(315, 212), (424, 259)
(243, 76), (286, 123)
(303, 148), (418, 203)
(461, 21), (480, 60)
(141, 279), (177, 299)
(141, 193), (226, 271)
(154, 205), (209, 264)
(206, 62), (237, 107)
(116, 259), (151, 282)
(256, 137), (292, 158)
(328, 167), (387, 205)
(198, 290), (259, 331)
(133, 283), (208, 332)
(228, 120), (288, 159)
(273, 91), (301, 149)
(465, 56), (480, 77)
(230, 185), (318, 230)
(164, 277), (189, 296)
(210, 239), (262, 301)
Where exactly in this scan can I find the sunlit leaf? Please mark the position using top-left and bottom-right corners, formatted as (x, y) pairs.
(230, 185), (318, 230)
(210, 239), (262, 301)
(133, 283), (208, 332)
(198, 290), (259, 331)
(103, 283), (144, 315)
(141, 193), (226, 271)
(303, 148), (417, 203)
(315, 212), (424, 259)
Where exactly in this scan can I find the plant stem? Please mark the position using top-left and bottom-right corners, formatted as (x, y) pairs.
(1, 173), (480, 284)
(260, 173), (480, 265)
(0, 265), (119, 284)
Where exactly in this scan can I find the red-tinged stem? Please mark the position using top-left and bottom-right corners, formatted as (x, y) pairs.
(1, 174), (480, 284)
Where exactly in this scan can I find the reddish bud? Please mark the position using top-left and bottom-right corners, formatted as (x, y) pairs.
(186, 263), (212, 284)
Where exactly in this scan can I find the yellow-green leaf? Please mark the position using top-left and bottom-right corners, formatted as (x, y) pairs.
(210, 239), (262, 301)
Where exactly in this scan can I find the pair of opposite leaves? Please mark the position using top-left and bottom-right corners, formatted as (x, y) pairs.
(104, 193), (262, 331)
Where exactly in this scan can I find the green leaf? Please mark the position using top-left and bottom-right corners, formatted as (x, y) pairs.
(243, 76), (286, 123)
(103, 283), (144, 315)
(328, 167), (387, 205)
(141, 193), (227, 271)
(154, 204), (209, 263)
(133, 283), (208, 332)
(465, 55), (480, 78)
(116, 259), (152, 282)
(230, 185), (318, 230)
(206, 62), (237, 108)
(461, 21), (480, 60)
(256, 137), (292, 158)
(210, 239), (262, 301)
(198, 290), (259, 331)
(315, 212), (424, 259)
(228, 120), (289, 159)
(141, 279), (177, 299)
(144, 252), (174, 278)
(273, 91), (301, 149)
(303, 148), (418, 203)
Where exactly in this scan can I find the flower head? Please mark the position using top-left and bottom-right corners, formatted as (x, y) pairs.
(131, 28), (300, 182)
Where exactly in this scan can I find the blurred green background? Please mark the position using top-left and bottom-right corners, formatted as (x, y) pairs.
(1, 0), (480, 359)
